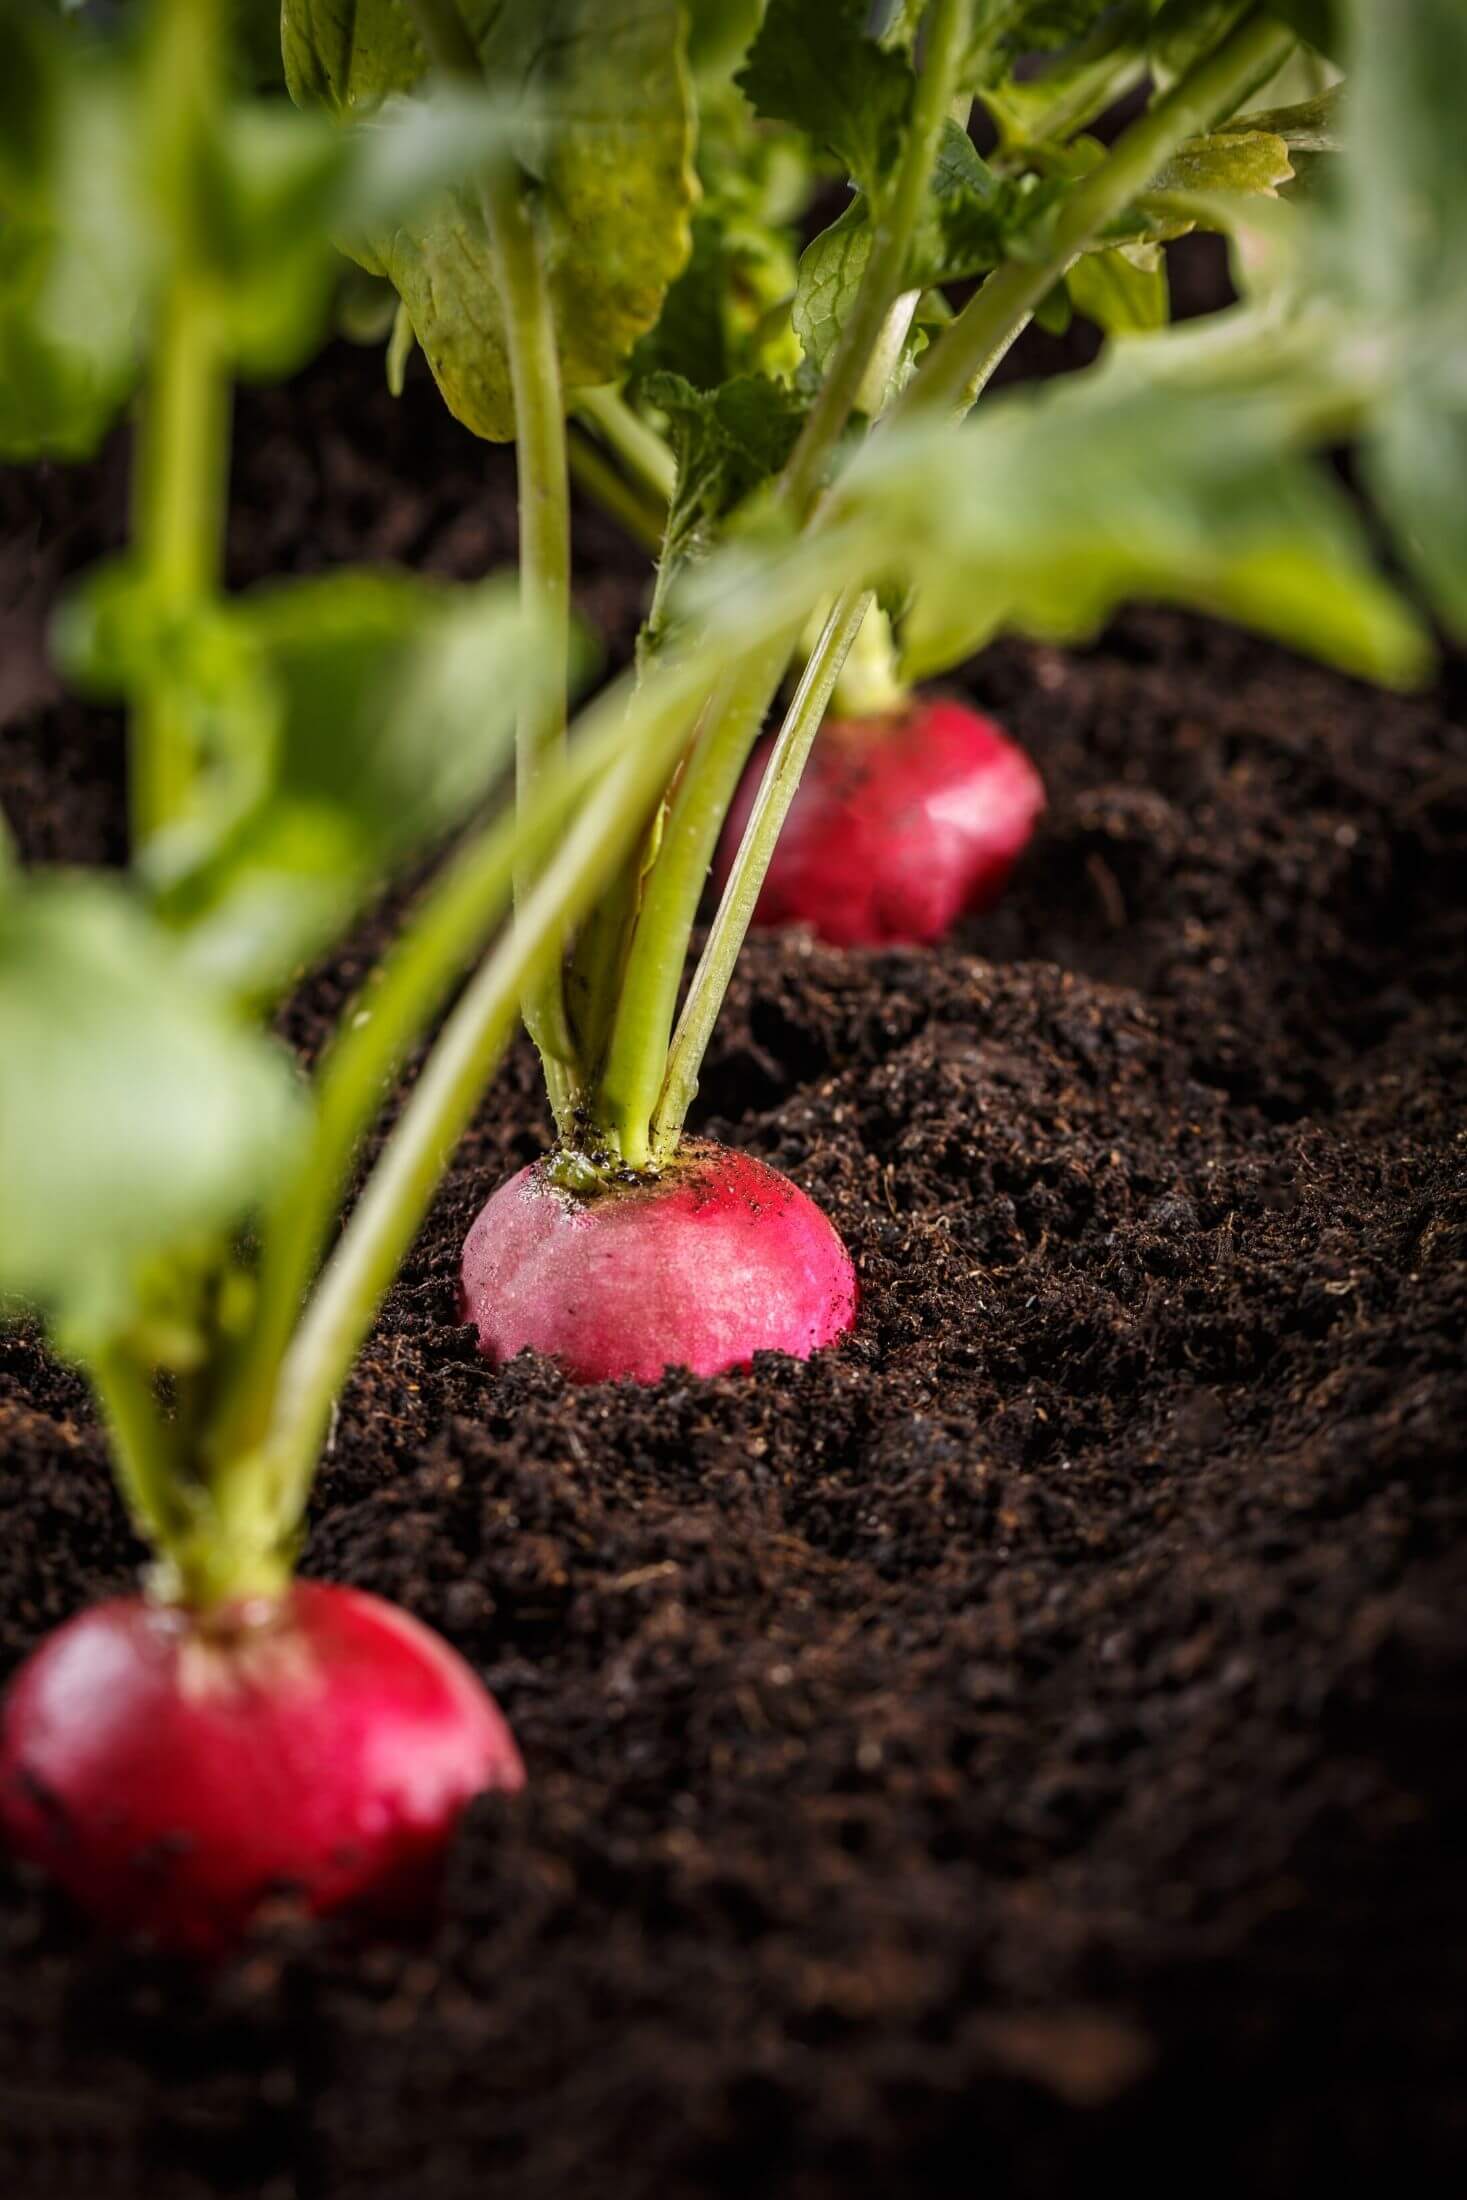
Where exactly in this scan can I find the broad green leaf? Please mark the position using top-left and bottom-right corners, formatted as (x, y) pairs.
(283, 0), (697, 442)
(1338, 0), (1467, 634)
(1067, 241), (1169, 334)
(0, 877), (302, 1353)
(737, 0), (914, 200)
(832, 365), (1429, 689)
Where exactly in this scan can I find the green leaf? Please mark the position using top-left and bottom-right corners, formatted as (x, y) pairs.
(792, 198), (872, 376)
(1067, 241), (1169, 334)
(1226, 88), (1342, 154)
(835, 362), (1430, 689)
(641, 369), (807, 640)
(283, 0), (697, 442)
(0, 16), (153, 458)
(737, 0), (914, 199)
(1150, 127), (1293, 197)
(58, 564), (542, 994)
(1337, 0), (1467, 635)
(0, 876), (302, 1354)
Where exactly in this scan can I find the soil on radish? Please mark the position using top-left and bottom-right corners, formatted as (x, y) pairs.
(1, 343), (1465, 2198)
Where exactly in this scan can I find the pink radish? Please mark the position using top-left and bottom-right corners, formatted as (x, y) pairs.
(460, 1137), (856, 1384)
(0, 1582), (523, 1954)
(717, 697), (1044, 947)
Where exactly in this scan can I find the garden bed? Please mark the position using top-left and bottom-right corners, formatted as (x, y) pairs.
(2, 345), (1465, 2197)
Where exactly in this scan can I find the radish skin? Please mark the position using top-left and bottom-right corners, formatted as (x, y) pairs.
(716, 698), (1044, 947)
(460, 1138), (856, 1384)
(0, 1583), (523, 1954)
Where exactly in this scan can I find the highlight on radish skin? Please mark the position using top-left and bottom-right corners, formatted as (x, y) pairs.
(0, 1583), (524, 1955)
(460, 1138), (857, 1385)
(717, 698), (1045, 948)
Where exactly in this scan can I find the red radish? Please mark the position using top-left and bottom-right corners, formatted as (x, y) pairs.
(716, 697), (1044, 947)
(0, 1582), (523, 1955)
(460, 1136), (856, 1384)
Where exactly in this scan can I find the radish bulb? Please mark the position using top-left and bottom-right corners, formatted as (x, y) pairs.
(716, 697), (1044, 948)
(0, 1582), (523, 1954)
(461, 1137), (856, 1384)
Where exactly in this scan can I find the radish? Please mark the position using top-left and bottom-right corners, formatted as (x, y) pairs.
(0, 1583), (523, 1954)
(461, 1137), (856, 1383)
(715, 698), (1045, 948)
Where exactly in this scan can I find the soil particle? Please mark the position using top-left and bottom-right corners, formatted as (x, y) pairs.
(1, 344), (1465, 2198)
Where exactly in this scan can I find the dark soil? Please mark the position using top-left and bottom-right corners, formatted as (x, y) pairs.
(2, 343), (1466, 2200)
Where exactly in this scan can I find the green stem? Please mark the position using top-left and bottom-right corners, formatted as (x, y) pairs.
(575, 386), (677, 509)
(481, 157), (580, 1134)
(404, 0), (580, 1129)
(592, 0), (971, 1168)
(90, 1344), (192, 1562)
(653, 583), (872, 1158)
(568, 428), (667, 553)
(129, 0), (228, 853)
(899, 7), (1297, 420)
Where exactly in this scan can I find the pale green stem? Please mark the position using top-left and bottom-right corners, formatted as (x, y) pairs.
(90, 1345), (192, 1562)
(568, 428), (667, 553)
(480, 156), (580, 1133)
(593, 0), (971, 1168)
(575, 385), (677, 508)
(653, 583), (872, 1157)
(129, 0), (228, 853)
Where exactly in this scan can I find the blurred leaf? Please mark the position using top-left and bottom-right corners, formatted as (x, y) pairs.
(0, 876), (302, 1354)
(737, 0), (914, 199)
(686, 0), (767, 84)
(1338, 0), (1467, 635)
(1067, 241), (1169, 334)
(833, 362), (1430, 688)
(1151, 127), (1292, 196)
(58, 565), (543, 994)
(0, 13), (153, 458)
(283, 0), (697, 442)
(171, 575), (541, 995)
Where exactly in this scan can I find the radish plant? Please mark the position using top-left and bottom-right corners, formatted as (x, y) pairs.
(1, 0), (1464, 1942)
(282, 0), (1457, 1382)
